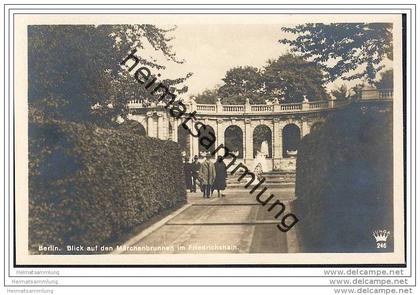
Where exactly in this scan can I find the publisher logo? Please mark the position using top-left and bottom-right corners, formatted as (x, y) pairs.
(373, 230), (391, 249)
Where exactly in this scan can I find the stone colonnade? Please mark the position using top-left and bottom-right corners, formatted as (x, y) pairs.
(127, 108), (326, 171)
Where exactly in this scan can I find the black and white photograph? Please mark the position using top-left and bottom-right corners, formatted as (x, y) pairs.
(11, 11), (405, 266)
(3, 2), (418, 294)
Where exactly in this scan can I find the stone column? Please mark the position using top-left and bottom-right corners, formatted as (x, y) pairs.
(273, 100), (281, 113)
(244, 98), (251, 113)
(328, 96), (336, 108)
(301, 118), (310, 137)
(273, 118), (283, 170)
(302, 100), (310, 111)
(157, 113), (165, 139)
(216, 98), (223, 113)
(190, 119), (199, 157)
(216, 119), (224, 154)
(244, 119), (253, 166)
(172, 118), (178, 142)
(146, 112), (154, 137)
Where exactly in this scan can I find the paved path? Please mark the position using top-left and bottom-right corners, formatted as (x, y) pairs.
(121, 187), (298, 254)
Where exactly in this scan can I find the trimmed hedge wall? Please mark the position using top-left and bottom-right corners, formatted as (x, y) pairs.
(29, 120), (186, 254)
(295, 103), (393, 252)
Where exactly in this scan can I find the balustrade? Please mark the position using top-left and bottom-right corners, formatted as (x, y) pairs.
(222, 105), (245, 112)
(127, 89), (392, 114)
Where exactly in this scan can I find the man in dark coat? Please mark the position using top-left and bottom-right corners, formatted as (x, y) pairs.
(198, 152), (216, 198)
(190, 155), (200, 193)
(183, 157), (192, 192)
(213, 155), (227, 197)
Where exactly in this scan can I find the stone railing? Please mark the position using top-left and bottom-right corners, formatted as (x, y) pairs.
(251, 105), (274, 112)
(379, 89), (394, 99)
(196, 104), (216, 112)
(361, 88), (393, 101)
(127, 99), (144, 108)
(127, 99), (345, 114)
(191, 100), (341, 114)
(127, 89), (392, 114)
(223, 105), (245, 112)
(280, 103), (302, 111)
(309, 101), (329, 109)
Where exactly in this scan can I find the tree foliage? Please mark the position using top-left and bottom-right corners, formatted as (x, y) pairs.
(195, 88), (219, 104)
(196, 55), (329, 105)
(264, 54), (330, 103)
(28, 25), (191, 126)
(375, 69), (393, 89)
(295, 104), (393, 252)
(280, 23), (393, 84)
(331, 85), (350, 101)
(217, 66), (267, 104)
(29, 119), (186, 253)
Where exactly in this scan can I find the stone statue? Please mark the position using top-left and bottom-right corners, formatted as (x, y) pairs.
(260, 140), (269, 157)
(255, 151), (268, 172)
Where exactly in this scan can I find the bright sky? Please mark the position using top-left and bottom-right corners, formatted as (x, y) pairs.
(166, 24), (292, 96)
(138, 23), (393, 98)
(138, 24), (292, 97)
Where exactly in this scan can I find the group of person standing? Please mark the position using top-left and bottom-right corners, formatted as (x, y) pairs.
(183, 153), (227, 198)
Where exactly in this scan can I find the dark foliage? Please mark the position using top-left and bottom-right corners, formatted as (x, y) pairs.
(29, 119), (186, 254)
(295, 103), (393, 252)
(195, 55), (329, 105)
(264, 54), (330, 102)
(375, 69), (393, 90)
(28, 25), (191, 126)
(280, 23), (393, 84)
(217, 66), (267, 104)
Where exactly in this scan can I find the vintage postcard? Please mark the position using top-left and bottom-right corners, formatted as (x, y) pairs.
(13, 12), (405, 266)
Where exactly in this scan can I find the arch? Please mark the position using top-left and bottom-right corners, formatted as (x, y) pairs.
(253, 125), (272, 158)
(177, 125), (191, 159)
(198, 124), (216, 154)
(310, 121), (324, 133)
(224, 125), (243, 158)
(282, 124), (301, 158)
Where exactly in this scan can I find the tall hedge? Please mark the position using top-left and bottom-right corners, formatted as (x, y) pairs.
(295, 102), (393, 252)
(29, 120), (186, 254)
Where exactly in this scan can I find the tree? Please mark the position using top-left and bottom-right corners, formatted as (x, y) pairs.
(263, 54), (330, 103)
(196, 55), (329, 105)
(375, 69), (393, 89)
(217, 66), (267, 104)
(28, 25), (191, 126)
(195, 88), (218, 104)
(331, 85), (350, 101)
(280, 23), (393, 84)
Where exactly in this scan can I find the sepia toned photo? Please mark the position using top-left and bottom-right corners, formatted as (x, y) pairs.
(13, 13), (405, 265)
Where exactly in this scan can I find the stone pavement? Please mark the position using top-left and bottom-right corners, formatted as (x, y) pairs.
(121, 186), (298, 254)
